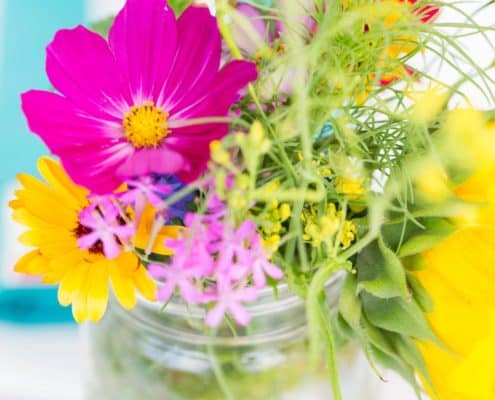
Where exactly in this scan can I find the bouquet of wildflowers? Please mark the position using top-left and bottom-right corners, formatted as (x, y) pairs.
(11, 0), (495, 398)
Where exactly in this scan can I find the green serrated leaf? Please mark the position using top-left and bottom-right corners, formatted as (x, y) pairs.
(339, 273), (362, 329)
(398, 219), (456, 257)
(361, 293), (438, 342)
(356, 237), (408, 299)
(407, 273), (434, 313)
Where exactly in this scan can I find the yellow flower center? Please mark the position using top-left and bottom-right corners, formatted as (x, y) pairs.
(123, 101), (170, 149)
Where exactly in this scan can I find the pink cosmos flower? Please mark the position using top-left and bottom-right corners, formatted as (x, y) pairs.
(21, 0), (258, 194)
(77, 199), (135, 259)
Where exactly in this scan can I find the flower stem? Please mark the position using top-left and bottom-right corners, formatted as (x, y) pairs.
(207, 343), (235, 400)
(306, 260), (349, 400)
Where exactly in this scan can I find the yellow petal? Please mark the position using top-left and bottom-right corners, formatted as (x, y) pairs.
(110, 258), (137, 310)
(132, 267), (157, 302)
(419, 161), (495, 399)
(134, 203), (182, 255)
(58, 262), (89, 307)
(37, 157), (89, 207)
(47, 250), (85, 283)
(14, 250), (47, 275)
(15, 188), (77, 227)
(86, 261), (110, 322)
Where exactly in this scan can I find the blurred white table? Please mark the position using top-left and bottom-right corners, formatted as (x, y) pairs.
(0, 324), (83, 400)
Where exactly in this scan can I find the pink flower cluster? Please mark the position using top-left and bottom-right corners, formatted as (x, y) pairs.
(148, 197), (284, 327)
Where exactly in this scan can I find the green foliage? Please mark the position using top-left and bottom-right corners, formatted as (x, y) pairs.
(357, 236), (409, 299)
(168, 0), (194, 15)
(91, 16), (114, 38)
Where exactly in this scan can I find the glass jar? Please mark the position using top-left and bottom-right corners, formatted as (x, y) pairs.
(83, 277), (381, 400)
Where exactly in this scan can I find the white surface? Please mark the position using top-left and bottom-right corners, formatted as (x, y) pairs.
(0, 325), (83, 400)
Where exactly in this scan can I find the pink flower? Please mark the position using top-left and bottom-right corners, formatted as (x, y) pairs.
(248, 235), (284, 288)
(120, 176), (172, 208)
(149, 237), (214, 303)
(77, 200), (135, 259)
(119, 175), (172, 222)
(204, 277), (258, 327)
(22, 0), (258, 194)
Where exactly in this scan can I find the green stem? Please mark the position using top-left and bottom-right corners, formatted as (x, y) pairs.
(306, 261), (349, 400)
(207, 343), (235, 400)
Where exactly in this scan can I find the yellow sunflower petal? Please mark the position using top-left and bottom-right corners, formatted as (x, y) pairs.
(419, 160), (495, 399)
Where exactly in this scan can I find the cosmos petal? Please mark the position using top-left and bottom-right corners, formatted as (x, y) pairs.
(109, 0), (178, 103)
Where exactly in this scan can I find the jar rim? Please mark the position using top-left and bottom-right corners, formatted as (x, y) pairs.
(110, 273), (343, 346)
(136, 272), (344, 319)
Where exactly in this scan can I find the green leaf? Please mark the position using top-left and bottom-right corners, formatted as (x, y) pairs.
(407, 273), (434, 313)
(371, 346), (422, 399)
(334, 314), (354, 345)
(398, 219), (456, 257)
(91, 17), (114, 38)
(361, 293), (438, 342)
(402, 254), (428, 272)
(338, 273), (362, 330)
(168, 0), (194, 15)
(356, 237), (409, 299)
(391, 336), (436, 398)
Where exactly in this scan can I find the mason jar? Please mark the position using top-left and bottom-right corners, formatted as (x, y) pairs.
(83, 277), (381, 400)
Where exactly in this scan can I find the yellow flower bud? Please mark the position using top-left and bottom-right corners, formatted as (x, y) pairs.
(210, 140), (230, 165)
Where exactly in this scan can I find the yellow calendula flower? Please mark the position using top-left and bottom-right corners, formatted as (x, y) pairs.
(10, 157), (158, 323)
(417, 163), (495, 399)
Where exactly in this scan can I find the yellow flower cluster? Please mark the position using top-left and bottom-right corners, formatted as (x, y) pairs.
(334, 176), (367, 201)
(258, 200), (291, 252)
(301, 203), (356, 249)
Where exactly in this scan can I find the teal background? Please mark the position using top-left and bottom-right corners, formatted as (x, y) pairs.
(0, 0), (84, 320)
(0, 0), (84, 182)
